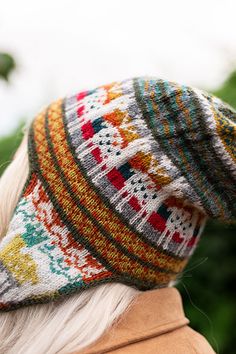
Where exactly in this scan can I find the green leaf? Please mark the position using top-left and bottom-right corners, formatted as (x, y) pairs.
(0, 52), (16, 81)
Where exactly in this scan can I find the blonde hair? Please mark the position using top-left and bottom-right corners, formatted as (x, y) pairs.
(0, 134), (140, 354)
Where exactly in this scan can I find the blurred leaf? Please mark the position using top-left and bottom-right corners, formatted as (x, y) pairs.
(0, 123), (24, 175)
(213, 71), (236, 109)
(0, 52), (16, 81)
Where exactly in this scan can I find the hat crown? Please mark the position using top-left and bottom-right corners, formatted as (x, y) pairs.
(134, 77), (236, 220)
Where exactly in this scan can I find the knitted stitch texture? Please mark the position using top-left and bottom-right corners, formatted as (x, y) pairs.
(0, 77), (235, 311)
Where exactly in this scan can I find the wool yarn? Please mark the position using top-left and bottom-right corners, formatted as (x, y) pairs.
(0, 77), (235, 311)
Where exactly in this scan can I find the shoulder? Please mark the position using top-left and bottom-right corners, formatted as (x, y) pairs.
(108, 325), (216, 354)
(182, 326), (216, 354)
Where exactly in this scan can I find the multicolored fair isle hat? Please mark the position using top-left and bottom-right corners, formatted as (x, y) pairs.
(0, 77), (236, 311)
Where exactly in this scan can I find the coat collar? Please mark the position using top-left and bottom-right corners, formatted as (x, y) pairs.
(80, 287), (190, 354)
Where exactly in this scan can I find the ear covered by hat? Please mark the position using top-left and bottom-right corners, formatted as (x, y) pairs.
(0, 77), (235, 311)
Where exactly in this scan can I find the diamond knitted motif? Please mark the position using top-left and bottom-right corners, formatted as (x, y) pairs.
(0, 77), (235, 311)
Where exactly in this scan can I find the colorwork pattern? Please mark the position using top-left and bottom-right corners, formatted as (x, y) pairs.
(0, 77), (235, 311)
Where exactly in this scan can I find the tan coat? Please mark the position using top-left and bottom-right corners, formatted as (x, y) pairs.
(80, 287), (215, 354)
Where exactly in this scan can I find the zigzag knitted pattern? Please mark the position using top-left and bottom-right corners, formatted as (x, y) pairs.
(0, 77), (235, 311)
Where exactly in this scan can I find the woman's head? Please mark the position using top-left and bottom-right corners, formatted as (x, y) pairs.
(0, 76), (235, 353)
(1, 76), (236, 313)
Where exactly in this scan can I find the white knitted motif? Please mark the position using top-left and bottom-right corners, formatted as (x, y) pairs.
(157, 207), (205, 256)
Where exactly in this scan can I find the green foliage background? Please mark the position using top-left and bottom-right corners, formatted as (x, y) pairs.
(0, 57), (235, 354)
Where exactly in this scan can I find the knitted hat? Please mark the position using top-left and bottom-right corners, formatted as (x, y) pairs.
(0, 77), (235, 311)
